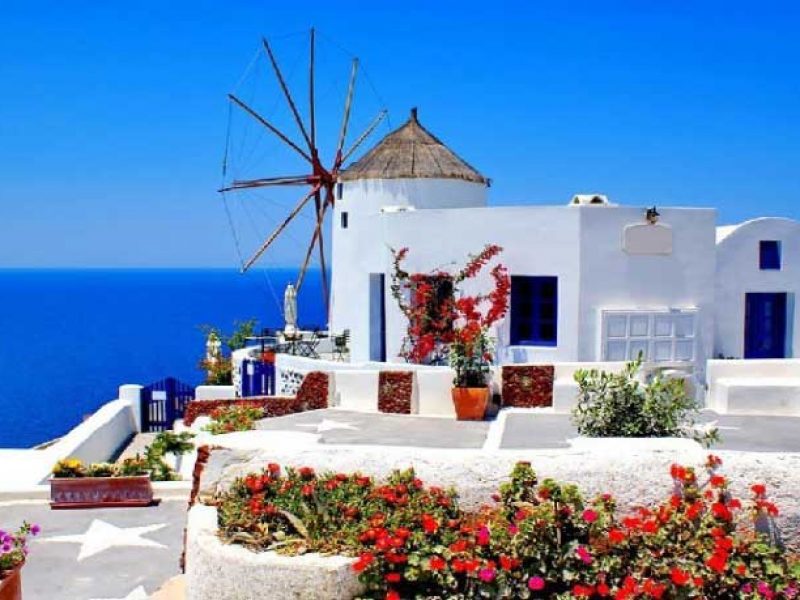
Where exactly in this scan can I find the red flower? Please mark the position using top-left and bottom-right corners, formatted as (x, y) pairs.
(711, 502), (732, 521)
(298, 466), (316, 480)
(751, 483), (767, 497)
(710, 475), (726, 488)
(352, 552), (375, 572)
(608, 528), (626, 544)
(428, 556), (446, 571)
(385, 592), (400, 600)
(706, 551), (728, 573)
(582, 509), (599, 523)
(385, 572), (402, 583)
(420, 514), (439, 535)
(670, 567), (691, 586)
(499, 555), (520, 570)
(572, 584), (595, 597)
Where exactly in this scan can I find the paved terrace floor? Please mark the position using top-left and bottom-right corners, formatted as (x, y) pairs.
(255, 408), (800, 453)
(5, 409), (800, 599)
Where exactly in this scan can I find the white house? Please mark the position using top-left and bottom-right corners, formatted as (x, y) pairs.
(329, 109), (798, 372)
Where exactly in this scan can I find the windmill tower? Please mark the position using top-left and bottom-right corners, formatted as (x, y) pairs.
(330, 108), (489, 361)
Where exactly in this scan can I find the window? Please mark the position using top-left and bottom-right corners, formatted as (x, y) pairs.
(760, 240), (781, 270)
(510, 276), (558, 346)
(340, 211), (349, 229)
(336, 182), (343, 200)
(601, 309), (697, 362)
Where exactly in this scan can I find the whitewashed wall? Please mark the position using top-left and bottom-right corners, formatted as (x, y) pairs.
(331, 178), (488, 363)
(578, 207), (717, 367)
(715, 218), (800, 359)
(380, 206), (583, 364)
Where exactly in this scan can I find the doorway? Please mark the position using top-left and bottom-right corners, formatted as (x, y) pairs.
(369, 273), (386, 361)
(744, 292), (788, 358)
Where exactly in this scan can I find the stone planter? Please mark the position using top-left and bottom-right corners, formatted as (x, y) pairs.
(186, 504), (363, 600)
(0, 563), (23, 600)
(50, 476), (155, 509)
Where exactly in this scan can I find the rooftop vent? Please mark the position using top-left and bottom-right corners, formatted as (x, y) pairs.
(570, 194), (612, 206)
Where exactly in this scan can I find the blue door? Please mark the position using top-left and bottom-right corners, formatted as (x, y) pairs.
(744, 293), (787, 358)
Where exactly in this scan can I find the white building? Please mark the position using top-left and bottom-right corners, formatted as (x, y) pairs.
(330, 109), (799, 371)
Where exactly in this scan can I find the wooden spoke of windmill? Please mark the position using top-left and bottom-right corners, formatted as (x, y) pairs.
(220, 27), (388, 314)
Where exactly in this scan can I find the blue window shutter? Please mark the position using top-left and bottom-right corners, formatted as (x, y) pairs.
(510, 276), (558, 346)
(759, 240), (781, 270)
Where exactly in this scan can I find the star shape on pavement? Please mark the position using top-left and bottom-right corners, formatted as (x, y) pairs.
(40, 519), (167, 561)
(296, 418), (359, 433)
(89, 585), (148, 600)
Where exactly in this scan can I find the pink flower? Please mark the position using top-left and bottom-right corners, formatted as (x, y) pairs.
(576, 545), (593, 564)
(529, 576), (546, 591)
(479, 568), (496, 582)
(507, 524), (519, 535)
(477, 526), (490, 546)
(582, 509), (598, 523)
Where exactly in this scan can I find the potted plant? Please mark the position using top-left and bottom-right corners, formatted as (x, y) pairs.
(0, 522), (39, 600)
(391, 244), (510, 420)
(449, 318), (495, 420)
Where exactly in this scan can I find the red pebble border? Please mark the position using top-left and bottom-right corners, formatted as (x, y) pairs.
(501, 365), (554, 408)
(378, 371), (414, 414)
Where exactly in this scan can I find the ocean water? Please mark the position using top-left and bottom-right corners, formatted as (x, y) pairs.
(0, 269), (325, 448)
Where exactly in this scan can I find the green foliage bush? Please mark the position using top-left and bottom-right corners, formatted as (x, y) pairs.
(571, 358), (718, 446)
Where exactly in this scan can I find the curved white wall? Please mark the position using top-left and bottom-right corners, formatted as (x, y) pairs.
(715, 218), (800, 359)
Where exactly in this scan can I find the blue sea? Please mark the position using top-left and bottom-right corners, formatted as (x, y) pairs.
(0, 269), (325, 448)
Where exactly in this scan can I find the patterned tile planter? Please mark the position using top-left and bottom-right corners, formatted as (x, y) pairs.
(378, 371), (414, 414)
(0, 564), (23, 600)
(50, 476), (155, 509)
(501, 365), (554, 408)
(185, 504), (362, 600)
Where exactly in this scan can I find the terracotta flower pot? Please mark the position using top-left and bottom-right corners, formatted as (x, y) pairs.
(0, 563), (23, 600)
(451, 387), (489, 420)
(50, 475), (155, 509)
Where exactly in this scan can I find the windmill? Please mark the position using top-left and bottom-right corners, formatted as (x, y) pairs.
(219, 28), (387, 318)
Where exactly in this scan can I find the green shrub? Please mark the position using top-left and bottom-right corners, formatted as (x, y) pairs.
(571, 358), (718, 446)
(204, 405), (264, 434)
(148, 431), (195, 457)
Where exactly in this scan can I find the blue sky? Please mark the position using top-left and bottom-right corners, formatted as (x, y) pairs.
(1, 1), (798, 267)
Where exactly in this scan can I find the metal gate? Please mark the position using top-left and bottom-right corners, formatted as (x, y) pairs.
(241, 359), (276, 397)
(141, 377), (195, 432)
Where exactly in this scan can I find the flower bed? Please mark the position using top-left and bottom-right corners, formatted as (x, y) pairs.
(208, 457), (799, 599)
(378, 372), (414, 414)
(502, 365), (554, 408)
(183, 372), (330, 426)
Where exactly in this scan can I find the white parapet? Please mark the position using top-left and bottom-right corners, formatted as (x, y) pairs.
(416, 368), (456, 418)
(706, 359), (800, 414)
(195, 385), (236, 400)
(185, 504), (363, 600)
(333, 370), (380, 412)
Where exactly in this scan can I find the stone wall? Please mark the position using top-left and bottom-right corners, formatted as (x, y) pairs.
(501, 365), (554, 407)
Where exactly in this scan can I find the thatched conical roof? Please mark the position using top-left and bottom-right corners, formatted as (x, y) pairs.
(339, 108), (488, 184)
